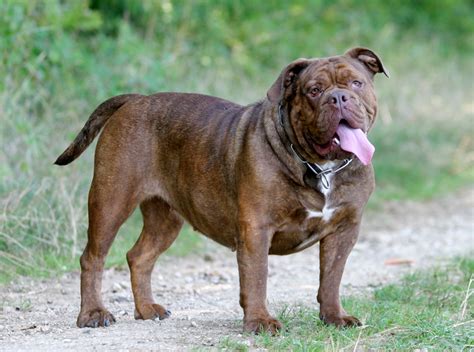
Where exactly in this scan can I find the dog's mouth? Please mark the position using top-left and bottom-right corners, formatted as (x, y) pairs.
(312, 122), (375, 165)
(312, 135), (340, 156)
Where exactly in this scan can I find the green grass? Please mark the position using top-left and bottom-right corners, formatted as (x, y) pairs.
(220, 257), (474, 351)
(369, 121), (474, 205)
(1, 1), (473, 281)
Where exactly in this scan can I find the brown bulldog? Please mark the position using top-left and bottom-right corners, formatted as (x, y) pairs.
(55, 47), (388, 334)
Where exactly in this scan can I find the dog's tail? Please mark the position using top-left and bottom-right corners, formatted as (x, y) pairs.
(54, 94), (141, 166)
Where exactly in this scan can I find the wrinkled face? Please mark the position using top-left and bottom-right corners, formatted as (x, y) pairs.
(295, 58), (376, 159)
(268, 48), (387, 164)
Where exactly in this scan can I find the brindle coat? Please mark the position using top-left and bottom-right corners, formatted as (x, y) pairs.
(55, 47), (387, 333)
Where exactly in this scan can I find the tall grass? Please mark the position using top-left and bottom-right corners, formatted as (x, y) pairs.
(1, 0), (473, 282)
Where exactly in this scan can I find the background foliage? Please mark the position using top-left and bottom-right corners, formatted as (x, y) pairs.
(1, 0), (473, 281)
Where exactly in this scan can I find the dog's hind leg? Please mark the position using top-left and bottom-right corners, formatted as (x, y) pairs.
(127, 197), (183, 321)
(77, 180), (138, 328)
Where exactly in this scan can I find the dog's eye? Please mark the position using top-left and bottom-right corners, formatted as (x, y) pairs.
(309, 87), (322, 97)
(352, 80), (363, 89)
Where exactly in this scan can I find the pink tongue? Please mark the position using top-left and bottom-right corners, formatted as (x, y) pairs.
(336, 124), (375, 165)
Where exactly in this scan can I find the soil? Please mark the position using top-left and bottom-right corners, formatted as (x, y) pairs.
(1, 188), (473, 351)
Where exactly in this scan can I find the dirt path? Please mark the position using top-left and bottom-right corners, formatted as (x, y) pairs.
(1, 188), (473, 351)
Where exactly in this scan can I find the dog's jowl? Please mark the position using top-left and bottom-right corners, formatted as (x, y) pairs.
(55, 48), (388, 334)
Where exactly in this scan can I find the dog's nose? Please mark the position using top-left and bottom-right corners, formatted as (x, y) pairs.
(329, 91), (349, 107)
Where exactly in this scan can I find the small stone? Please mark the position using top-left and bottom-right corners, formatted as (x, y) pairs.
(40, 325), (51, 333)
(203, 254), (214, 262)
(190, 321), (197, 327)
(204, 337), (214, 346)
(112, 283), (122, 293)
(110, 295), (129, 303)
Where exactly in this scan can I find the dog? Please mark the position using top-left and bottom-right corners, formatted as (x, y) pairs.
(55, 47), (388, 334)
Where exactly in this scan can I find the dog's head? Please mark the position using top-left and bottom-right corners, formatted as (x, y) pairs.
(267, 47), (388, 165)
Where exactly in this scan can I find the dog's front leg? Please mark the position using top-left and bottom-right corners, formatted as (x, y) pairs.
(317, 223), (362, 327)
(236, 220), (281, 334)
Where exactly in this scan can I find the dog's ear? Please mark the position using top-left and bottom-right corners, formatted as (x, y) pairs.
(267, 58), (310, 103)
(345, 47), (389, 78)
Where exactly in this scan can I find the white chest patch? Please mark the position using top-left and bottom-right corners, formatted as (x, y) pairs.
(306, 210), (323, 218)
(306, 205), (336, 222)
(305, 161), (339, 222)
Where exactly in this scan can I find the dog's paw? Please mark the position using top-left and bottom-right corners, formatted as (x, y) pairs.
(77, 308), (116, 328)
(244, 317), (282, 335)
(134, 303), (171, 321)
(320, 313), (362, 328)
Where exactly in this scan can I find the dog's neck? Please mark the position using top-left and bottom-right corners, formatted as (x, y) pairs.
(275, 102), (353, 190)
